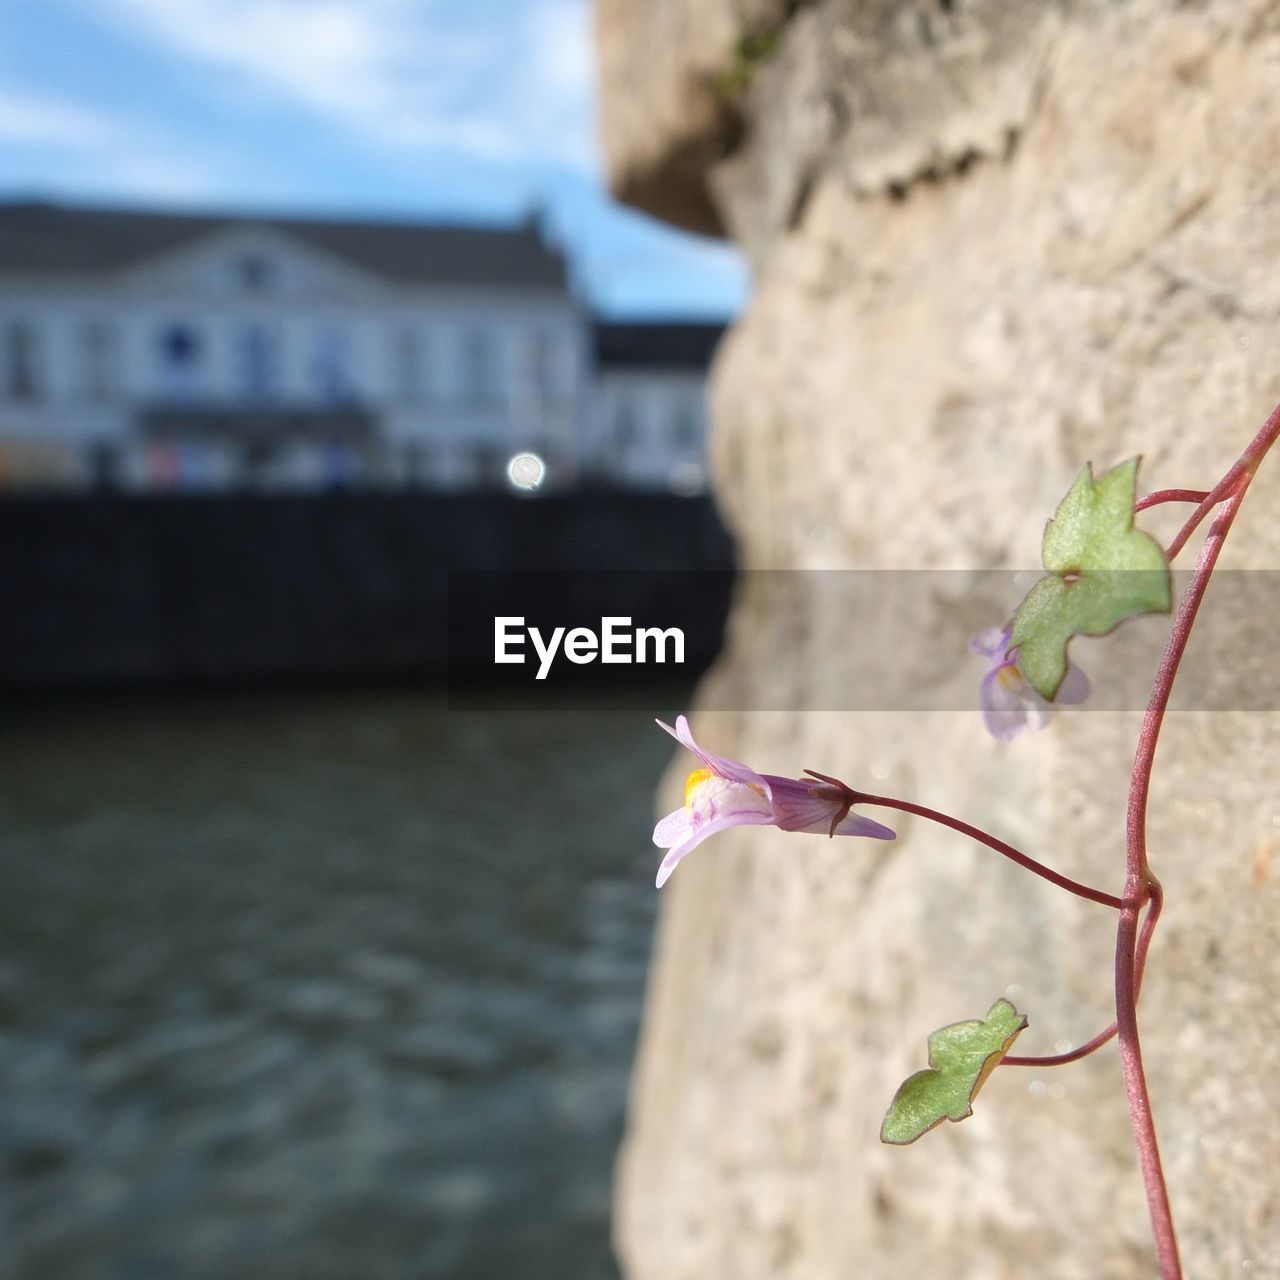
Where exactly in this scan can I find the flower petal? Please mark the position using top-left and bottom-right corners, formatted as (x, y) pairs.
(656, 716), (771, 795)
(686, 773), (773, 824)
(968, 626), (1012, 659)
(653, 807), (694, 848)
(979, 667), (1036, 741)
(1056, 660), (1091, 705)
(832, 812), (897, 840)
(761, 774), (846, 834)
(760, 775), (897, 839)
(654, 809), (772, 887)
(655, 848), (684, 888)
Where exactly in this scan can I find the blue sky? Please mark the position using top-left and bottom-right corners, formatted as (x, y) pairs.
(0, 0), (749, 318)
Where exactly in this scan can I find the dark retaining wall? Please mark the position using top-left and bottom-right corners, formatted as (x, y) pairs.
(0, 491), (735, 692)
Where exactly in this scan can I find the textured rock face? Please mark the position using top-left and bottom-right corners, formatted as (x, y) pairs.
(602, 1), (1280, 1277)
(595, 0), (794, 235)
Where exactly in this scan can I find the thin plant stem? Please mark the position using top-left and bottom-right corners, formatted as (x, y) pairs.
(1003, 882), (1162, 1067)
(842, 786), (1127, 910)
(1116, 486), (1249, 1279)
(1166, 484), (1236, 560)
(1004, 1020), (1117, 1069)
(1134, 488), (1211, 512)
(1165, 396), (1280, 559)
(1111, 400), (1280, 1273)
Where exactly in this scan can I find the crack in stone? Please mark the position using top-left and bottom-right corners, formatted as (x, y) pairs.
(1142, 257), (1280, 322)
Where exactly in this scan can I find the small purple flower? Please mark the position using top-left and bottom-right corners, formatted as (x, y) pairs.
(969, 626), (1090, 742)
(651, 716), (896, 887)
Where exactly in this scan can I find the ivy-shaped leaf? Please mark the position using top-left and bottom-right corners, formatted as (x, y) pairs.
(880, 998), (1027, 1146)
(1011, 457), (1171, 699)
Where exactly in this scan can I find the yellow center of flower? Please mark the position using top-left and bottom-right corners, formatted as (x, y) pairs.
(996, 663), (1024, 690)
(684, 768), (715, 805)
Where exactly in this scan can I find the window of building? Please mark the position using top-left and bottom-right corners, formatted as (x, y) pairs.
(470, 442), (504, 481)
(402, 440), (432, 484)
(323, 439), (363, 489)
(463, 331), (498, 404)
(157, 322), (204, 399)
(395, 327), (424, 403)
(239, 323), (279, 402)
(312, 328), (353, 403)
(162, 324), (200, 367)
(531, 331), (556, 398)
(670, 400), (699, 449)
(237, 253), (273, 293)
(4, 321), (39, 400)
(81, 321), (117, 401)
(614, 398), (639, 450)
(89, 439), (120, 489)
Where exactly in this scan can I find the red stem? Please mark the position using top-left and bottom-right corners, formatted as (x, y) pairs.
(1117, 487), (1249, 1280)
(1004, 1020), (1116, 1069)
(846, 789), (1127, 910)
(1003, 881), (1162, 1067)
(1125, 496), (1246, 878)
(1134, 488), (1210, 512)
(1112, 402), (1280, 1273)
(1001, 401), (1279, 1267)
(1164, 397), (1280, 559)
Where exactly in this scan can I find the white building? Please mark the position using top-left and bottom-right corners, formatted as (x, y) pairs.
(0, 201), (591, 491)
(0, 201), (725, 495)
(588, 322), (723, 495)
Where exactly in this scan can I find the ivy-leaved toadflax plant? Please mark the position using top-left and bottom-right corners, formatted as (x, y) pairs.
(648, 396), (1280, 1280)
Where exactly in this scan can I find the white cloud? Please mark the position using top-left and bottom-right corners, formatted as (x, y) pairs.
(92, 152), (237, 203)
(0, 89), (114, 146)
(4, 0), (742, 315)
(89, 0), (598, 172)
(519, 0), (596, 168)
(0, 84), (242, 204)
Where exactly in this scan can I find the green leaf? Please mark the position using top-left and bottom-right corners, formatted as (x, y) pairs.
(880, 998), (1027, 1146)
(1011, 457), (1171, 699)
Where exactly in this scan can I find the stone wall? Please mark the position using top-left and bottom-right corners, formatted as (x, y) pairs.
(600, 1), (1280, 1275)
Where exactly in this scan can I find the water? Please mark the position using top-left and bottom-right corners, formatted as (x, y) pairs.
(0, 693), (676, 1279)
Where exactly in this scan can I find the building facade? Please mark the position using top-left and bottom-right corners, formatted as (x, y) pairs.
(588, 322), (722, 495)
(0, 202), (593, 492)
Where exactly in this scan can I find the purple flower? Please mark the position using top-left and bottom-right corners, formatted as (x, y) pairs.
(651, 716), (896, 887)
(969, 626), (1090, 742)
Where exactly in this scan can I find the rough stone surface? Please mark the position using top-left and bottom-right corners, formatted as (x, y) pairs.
(595, 0), (794, 234)
(605, 1), (1280, 1276)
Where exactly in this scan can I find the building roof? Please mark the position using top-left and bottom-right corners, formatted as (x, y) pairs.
(593, 321), (726, 370)
(0, 200), (570, 290)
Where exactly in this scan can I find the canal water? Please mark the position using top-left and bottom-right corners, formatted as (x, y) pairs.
(0, 693), (678, 1279)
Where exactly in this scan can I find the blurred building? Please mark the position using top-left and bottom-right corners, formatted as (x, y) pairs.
(588, 322), (723, 495)
(0, 201), (728, 496)
(0, 201), (592, 492)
